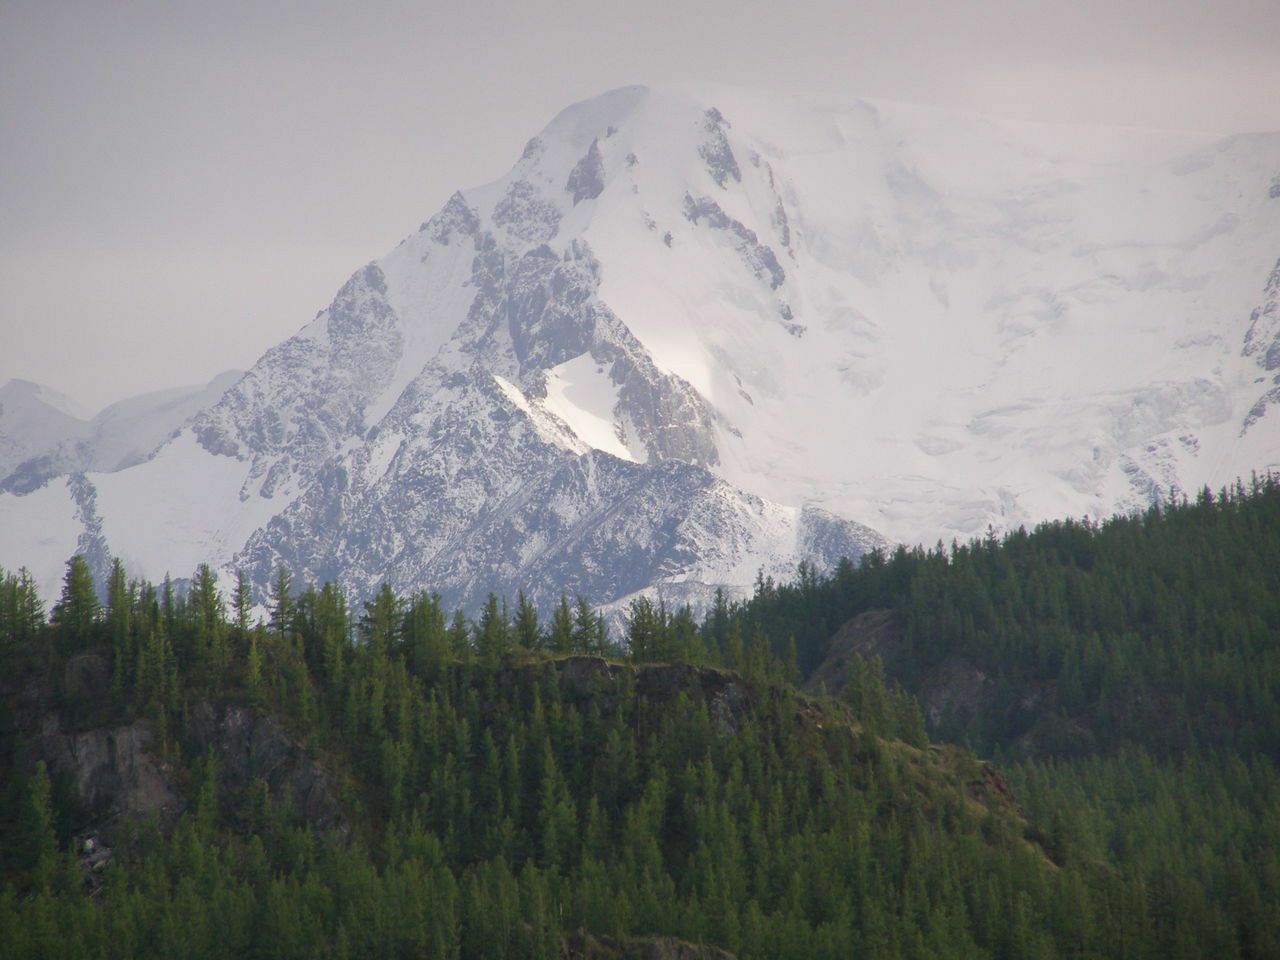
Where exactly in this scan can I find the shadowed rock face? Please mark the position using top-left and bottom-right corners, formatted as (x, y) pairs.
(806, 610), (995, 727)
(698, 107), (741, 188)
(683, 194), (786, 291)
(188, 702), (348, 836)
(564, 929), (737, 959)
(1243, 258), (1280, 372)
(192, 262), (402, 500)
(804, 608), (897, 698)
(35, 720), (179, 826)
(503, 656), (755, 737)
(14, 652), (178, 827)
(15, 657), (347, 841)
(566, 139), (606, 204)
(228, 227), (883, 618)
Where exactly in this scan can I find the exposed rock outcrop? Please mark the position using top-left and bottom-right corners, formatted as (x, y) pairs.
(188, 702), (348, 835)
(13, 659), (347, 842)
(564, 929), (737, 959)
(496, 656), (755, 738)
(34, 719), (179, 827)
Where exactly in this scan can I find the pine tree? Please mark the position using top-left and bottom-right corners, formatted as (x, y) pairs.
(246, 630), (263, 702)
(514, 590), (542, 652)
(15, 567), (44, 643)
(190, 563), (227, 682)
(269, 565), (293, 642)
(316, 581), (349, 690)
(1, 566), (43, 646)
(361, 583), (401, 659)
(548, 595), (574, 655)
(474, 593), (511, 664)
(51, 554), (98, 651)
(572, 596), (602, 655)
(105, 558), (131, 687)
(24, 761), (58, 893)
(626, 595), (662, 662)
(447, 609), (472, 660)
(671, 605), (702, 663)
(233, 569), (253, 641)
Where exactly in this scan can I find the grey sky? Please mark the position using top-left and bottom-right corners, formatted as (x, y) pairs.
(3, 0), (1278, 410)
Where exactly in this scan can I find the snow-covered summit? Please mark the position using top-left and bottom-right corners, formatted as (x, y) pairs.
(2, 85), (1278, 610)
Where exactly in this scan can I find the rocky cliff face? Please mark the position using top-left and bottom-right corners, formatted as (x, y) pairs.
(8, 654), (347, 844)
(807, 610), (1000, 730)
(187, 702), (348, 836)
(1243, 257), (1280, 430)
(34, 719), (179, 826)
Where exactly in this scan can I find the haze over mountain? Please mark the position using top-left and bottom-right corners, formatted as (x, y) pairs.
(0, 371), (244, 485)
(2, 84), (1278, 611)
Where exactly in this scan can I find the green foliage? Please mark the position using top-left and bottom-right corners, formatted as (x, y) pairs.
(715, 474), (1280, 958)
(721, 475), (1280, 759)
(50, 555), (98, 652)
(22, 761), (58, 893)
(0, 562), (1083, 960)
(0, 565), (43, 647)
(1, 480), (1278, 958)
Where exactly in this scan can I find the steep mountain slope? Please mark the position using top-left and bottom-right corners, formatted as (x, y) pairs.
(2, 84), (1278, 610)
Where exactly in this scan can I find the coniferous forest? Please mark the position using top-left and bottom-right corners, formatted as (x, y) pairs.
(0, 477), (1278, 958)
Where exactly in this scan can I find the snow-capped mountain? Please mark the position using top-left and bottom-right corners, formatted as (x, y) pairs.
(2, 84), (1279, 612)
(1, 371), (243, 493)
(0, 380), (93, 480)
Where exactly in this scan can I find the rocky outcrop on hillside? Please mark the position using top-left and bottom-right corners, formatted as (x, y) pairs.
(9, 655), (346, 842)
(502, 656), (755, 737)
(563, 929), (737, 959)
(34, 719), (179, 827)
(807, 610), (998, 729)
(188, 702), (348, 835)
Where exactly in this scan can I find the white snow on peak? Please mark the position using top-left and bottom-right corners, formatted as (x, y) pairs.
(0, 379), (93, 421)
(539, 354), (639, 462)
(540, 84), (1280, 545)
(492, 375), (589, 455)
(92, 429), (283, 583)
(0, 476), (82, 600)
(2, 83), (1279, 610)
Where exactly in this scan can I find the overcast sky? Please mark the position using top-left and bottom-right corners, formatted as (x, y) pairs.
(3, 0), (1278, 410)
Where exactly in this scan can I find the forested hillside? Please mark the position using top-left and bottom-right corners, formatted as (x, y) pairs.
(0, 476), (1276, 957)
(717, 474), (1280, 957)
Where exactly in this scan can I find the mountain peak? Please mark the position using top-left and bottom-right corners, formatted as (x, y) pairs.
(2, 85), (1278, 613)
(0, 378), (92, 421)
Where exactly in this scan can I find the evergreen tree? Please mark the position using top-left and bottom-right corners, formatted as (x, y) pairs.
(269, 565), (293, 642)
(626, 595), (663, 662)
(190, 563), (227, 681)
(572, 596), (605, 655)
(548, 595), (574, 655)
(23, 761), (58, 893)
(474, 593), (511, 664)
(447, 609), (472, 660)
(233, 568), (253, 641)
(1, 566), (43, 646)
(361, 582), (401, 659)
(50, 554), (98, 651)
(104, 558), (131, 686)
(514, 590), (542, 652)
